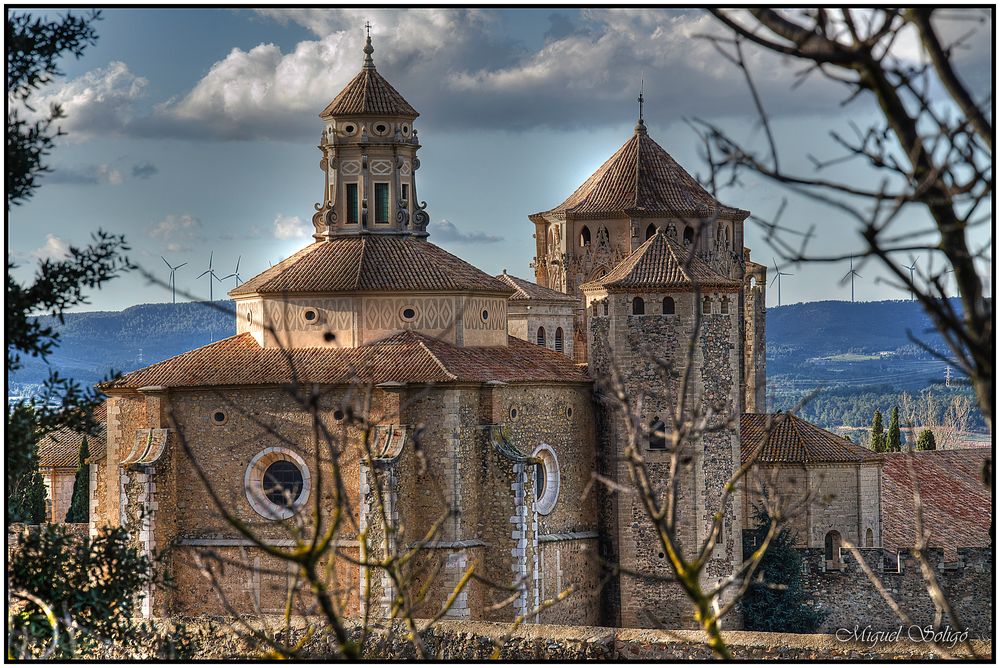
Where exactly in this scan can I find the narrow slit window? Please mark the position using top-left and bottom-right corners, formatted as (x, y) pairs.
(555, 327), (564, 353)
(401, 183), (409, 203)
(346, 183), (359, 225)
(375, 183), (390, 224)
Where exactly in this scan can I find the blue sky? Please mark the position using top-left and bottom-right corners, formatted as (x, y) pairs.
(8, 8), (992, 311)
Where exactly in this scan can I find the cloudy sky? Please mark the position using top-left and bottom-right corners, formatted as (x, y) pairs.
(9, 8), (992, 311)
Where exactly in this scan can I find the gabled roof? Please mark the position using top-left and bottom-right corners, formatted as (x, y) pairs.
(532, 124), (748, 221)
(496, 272), (577, 302)
(102, 331), (590, 390)
(231, 236), (513, 297)
(881, 448), (991, 550)
(38, 425), (106, 468)
(580, 229), (739, 292)
(320, 37), (417, 119)
(741, 412), (882, 465)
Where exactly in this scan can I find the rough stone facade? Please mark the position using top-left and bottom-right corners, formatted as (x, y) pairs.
(796, 546), (993, 639)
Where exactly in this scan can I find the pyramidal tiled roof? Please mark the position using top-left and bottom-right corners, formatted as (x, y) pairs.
(497, 272), (577, 302)
(231, 236), (513, 297)
(534, 124), (747, 220)
(102, 331), (590, 390)
(320, 38), (417, 118)
(580, 230), (739, 292)
(741, 412), (882, 465)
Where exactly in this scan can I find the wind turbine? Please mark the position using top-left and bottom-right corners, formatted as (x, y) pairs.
(161, 256), (187, 304)
(770, 258), (793, 307)
(223, 255), (243, 287)
(901, 257), (918, 300)
(197, 251), (223, 301)
(842, 256), (862, 303)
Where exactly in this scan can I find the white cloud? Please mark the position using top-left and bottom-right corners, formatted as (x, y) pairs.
(46, 163), (124, 186)
(273, 214), (310, 239)
(32, 234), (70, 261)
(30, 61), (148, 140)
(428, 219), (502, 244)
(149, 213), (204, 252)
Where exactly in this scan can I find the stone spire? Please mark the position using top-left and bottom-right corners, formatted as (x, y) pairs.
(635, 79), (646, 135)
(363, 21), (375, 69)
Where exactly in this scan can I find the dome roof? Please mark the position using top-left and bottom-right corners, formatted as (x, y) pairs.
(533, 124), (747, 221)
(319, 34), (418, 119)
(230, 236), (512, 297)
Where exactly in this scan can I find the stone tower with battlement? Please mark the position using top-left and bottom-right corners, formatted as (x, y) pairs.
(581, 229), (745, 628)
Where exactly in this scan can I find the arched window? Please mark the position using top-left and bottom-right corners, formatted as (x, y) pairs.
(554, 327), (564, 353)
(724, 224), (731, 246)
(721, 297), (730, 314)
(824, 530), (842, 564)
(649, 418), (666, 450)
(662, 296), (675, 315)
(632, 297), (645, 315)
(602, 300), (609, 316)
(579, 226), (591, 247)
(865, 528), (874, 548)
(702, 297), (712, 315)
(683, 225), (695, 246)
(645, 223), (657, 241)
(536, 326), (546, 347)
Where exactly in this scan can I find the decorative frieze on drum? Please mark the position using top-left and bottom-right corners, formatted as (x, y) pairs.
(461, 297), (507, 331)
(363, 296), (457, 332)
(264, 297), (354, 332)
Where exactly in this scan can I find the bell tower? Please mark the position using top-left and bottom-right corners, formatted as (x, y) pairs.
(312, 27), (430, 239)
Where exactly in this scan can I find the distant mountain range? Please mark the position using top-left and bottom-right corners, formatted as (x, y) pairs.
(8, 298), (959, 394)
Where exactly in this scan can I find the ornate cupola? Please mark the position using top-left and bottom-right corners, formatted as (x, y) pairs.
(312, 28), (429, 239)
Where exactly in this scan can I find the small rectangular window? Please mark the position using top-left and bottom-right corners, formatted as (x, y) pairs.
(346, 183), (359, 225)
(401, 183), (409, 203)
(375, 183), (390, 224)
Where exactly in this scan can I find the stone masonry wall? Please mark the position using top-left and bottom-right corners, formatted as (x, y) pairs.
(797, 546), (993, 639)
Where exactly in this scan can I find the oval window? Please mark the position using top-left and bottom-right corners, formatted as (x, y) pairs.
(531, 444), (560, 515)
(246, 310), (253, 324)
(211, 410), (227, 425)
(481, 309), (489, 322)
(245, 448), (311, 520)
(509, 406), (518, 420)
(333, 409), (346, 421)
(304, 309), (318, 323)
(401, 307), (417, 322)
(375, 123), (387, 134)
(344, 124), (355, 134)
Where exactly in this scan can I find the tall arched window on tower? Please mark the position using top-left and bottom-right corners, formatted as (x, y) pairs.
(632, 297), (645, 315)
(825, 530), (842, 565)
(554, 327), (564, 353)
(683, 225), (695, 246)
(536, 326), (546, 347)
(645, 224), (656, 240)
(662, 296), (675, 315)
(602, 300), (609, 316)
(649, 418), (666, 450)
(579, 226), (591, 247)
(702, 297), (712, 315)
(721, 297), (730, 314)
(865, 528), (874, 547)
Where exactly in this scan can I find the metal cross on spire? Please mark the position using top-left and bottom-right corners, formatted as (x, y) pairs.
(638, 79), (644, 124)
(363, 21), (375, 68)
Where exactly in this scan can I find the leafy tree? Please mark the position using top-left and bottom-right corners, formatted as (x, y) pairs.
(917, 429), (937, 451)
(6, 9), (130, 522)
(65, 436), (90, 523)
(886, 406), (902, 452)
(7, 524), (193, 659)
(9, 410), (48, 523)
(869, 409), (885, 452)
(740, 506), (825, 633)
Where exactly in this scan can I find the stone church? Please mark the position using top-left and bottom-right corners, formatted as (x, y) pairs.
(90, 35), (883, 628)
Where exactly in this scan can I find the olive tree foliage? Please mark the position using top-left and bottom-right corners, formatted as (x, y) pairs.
(6, 9), (132, 517)
(698, 9), (993, 434)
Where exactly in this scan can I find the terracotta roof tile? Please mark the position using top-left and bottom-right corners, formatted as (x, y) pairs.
(231, 236), (513, 297)
(103, 331), (589, 390)
(741, 412), (882, 464)
(38, 425), (106, 468)
(881, 449), (991, 550)
(320, 65), (418, 118)
(581, 230), (739, 292)
(497, 272), (577, 302)
(533, 126), (748, 220)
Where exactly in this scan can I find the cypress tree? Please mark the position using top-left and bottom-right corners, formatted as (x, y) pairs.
(65, 436), (90, 523)
(869, 409), (885, 452)
(886, 406), (902, 452)
(10, 439), (48, 524)
(740, 506), (825, 632)
(916, 429), (937, 451)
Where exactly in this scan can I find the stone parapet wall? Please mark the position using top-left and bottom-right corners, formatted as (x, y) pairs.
(97, 618), (990, 660)
(796, 546), (992, 638)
